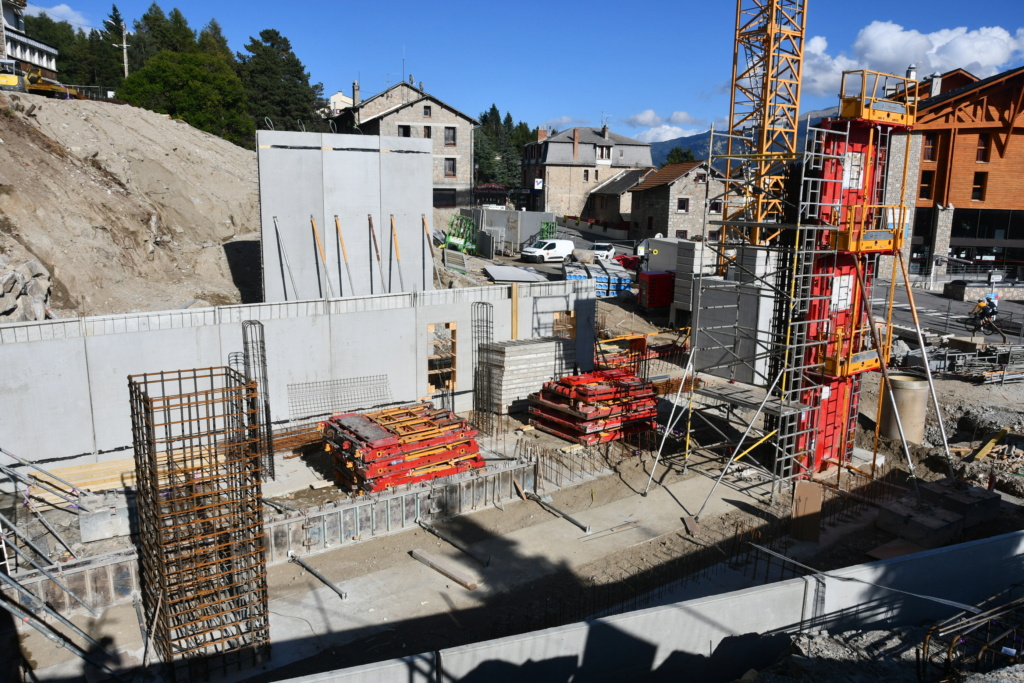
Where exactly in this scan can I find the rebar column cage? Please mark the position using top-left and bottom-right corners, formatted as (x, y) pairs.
(471, 302), (495, 435)
(243, 320), (275, 480)
(128, 367), (270, 678)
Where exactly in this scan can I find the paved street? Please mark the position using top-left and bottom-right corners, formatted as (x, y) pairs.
(871, 282), (1024, 341)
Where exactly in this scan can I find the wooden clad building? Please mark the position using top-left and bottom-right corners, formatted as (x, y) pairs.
(908, 66), (1024, 276)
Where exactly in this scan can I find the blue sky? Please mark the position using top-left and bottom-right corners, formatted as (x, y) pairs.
(26, 1), (1024, 143)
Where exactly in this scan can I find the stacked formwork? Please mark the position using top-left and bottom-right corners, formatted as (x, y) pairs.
(128, 367), (269, 678)
(528, 370), (657, 445)
(322, 402), (484, 493)
(478, 338), (576, 413)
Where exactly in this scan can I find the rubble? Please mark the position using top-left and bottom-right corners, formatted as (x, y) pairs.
(0, 256), (52, 322)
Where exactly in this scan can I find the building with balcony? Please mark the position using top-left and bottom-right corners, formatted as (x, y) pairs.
(2, 0), (58, 78)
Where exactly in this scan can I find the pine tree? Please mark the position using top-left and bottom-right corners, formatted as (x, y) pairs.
(129, 3), (170, 71)
(117, 51), (254, 146)
(164, 9), (196, 53)
(198, 19), (233, 63)
(237, 29), (326, 130)
(662, 146), (696, 167)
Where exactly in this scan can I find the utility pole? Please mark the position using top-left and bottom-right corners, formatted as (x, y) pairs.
(106, 20), (129, 78)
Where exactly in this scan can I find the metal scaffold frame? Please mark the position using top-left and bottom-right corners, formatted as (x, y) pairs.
(128, 367), (270, 679)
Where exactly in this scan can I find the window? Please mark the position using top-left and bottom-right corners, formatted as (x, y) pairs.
(444, 158), (456, 177)
(920, 170), (935, 200)
(444, 127), (456, 146)
(676, 198), (690, 213)
(976, 133), (990, 162)
(427, 322), (456, 392)
(583, 170), (589, 181)
(695, 173), (707, 183)
(923, 133), (937, 162)
(597, 146), (611, 160)
(595, 171), (598, 181)
(424, 126), (431, 139)
(647, 216), (654, 231)
(709, 199), (723, 214)
(397, 125), (411, 137)
(423, 105), (432, 117)
(433, 189), (456, 208)
(972, 172), (987, 201)
(675, 230), (688, 239)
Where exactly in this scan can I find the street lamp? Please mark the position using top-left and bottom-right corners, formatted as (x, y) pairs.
(104, 20), (129, 78)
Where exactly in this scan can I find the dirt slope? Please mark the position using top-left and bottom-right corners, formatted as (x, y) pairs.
(0, 92), (259, 316)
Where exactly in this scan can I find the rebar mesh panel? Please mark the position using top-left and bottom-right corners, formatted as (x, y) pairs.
(128, 367), (269, 678)
(287, 374), (393, 424)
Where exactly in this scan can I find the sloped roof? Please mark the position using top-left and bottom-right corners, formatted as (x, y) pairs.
(347, 82), (479, 125)
(629, 162), (705, 192)
(590, 168), (656, 195)
(920, 65), (1024, 111)
(544, 127), (649, 147)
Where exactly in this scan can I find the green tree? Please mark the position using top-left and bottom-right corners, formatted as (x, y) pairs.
(23, 13), (84, 81)
(129, 3), (170, 72)
(662, 146), (696, 167)
(474, 104), (537, 188)
(117, 50), (255, 146)
(198, 18), (233, 63)
(164, 8), (196, 53)
(238, 29), (326, 130)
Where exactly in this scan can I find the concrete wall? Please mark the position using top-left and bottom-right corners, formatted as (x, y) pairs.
(257, 131), (433, 302)
(0, 281), (596, 471)
(424, 531), (1024, 682)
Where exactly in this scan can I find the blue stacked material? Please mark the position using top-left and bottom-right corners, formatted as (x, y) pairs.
(586, 261), (632, 297)
(562, 262), (590, 281)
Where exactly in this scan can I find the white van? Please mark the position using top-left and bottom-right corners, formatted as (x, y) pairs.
(521, 239), (575, 263)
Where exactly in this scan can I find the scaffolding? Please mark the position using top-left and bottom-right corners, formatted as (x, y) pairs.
(128, 367), (270, 679)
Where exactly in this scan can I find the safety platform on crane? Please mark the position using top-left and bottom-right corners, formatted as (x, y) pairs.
(693, 383), (811, 418)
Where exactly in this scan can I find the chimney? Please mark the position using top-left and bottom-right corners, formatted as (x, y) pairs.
(352, 80), (360, 107)
(930, 73), (943, 98)
(537, 127), (548, 142)
(573, 128), (579, 161)
(906, 63), (918, 81)
(602, 124), (609, 140)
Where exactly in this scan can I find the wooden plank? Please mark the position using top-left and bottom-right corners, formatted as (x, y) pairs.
(974, 428), (1010, 461)
(792, 480), (822, 543)
(410, 549), (478, 590)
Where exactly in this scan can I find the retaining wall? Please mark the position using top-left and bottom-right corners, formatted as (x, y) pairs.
(328, 531), (1023, 683)
(0, 281), (596, 472)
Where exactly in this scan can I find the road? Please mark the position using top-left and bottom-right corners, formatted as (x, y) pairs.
(871, 281), (1024, 342)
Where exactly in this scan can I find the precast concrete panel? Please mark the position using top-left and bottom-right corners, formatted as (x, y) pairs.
(0, 338), (94, 464)
(258, 131), (327, 303)
(86, 325), (226, 453)
(379, 136), (433, 293)
(326, 309), (419, 407)
(258, 310), (333, 420)
(321, 134), (383, 298)
(440, 581), (805, 680)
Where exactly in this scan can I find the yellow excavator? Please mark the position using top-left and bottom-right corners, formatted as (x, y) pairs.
(0, 59), (26, 93)
(24, 67), (81, 99)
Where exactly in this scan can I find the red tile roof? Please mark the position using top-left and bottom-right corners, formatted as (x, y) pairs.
(628, 162), (703, 192)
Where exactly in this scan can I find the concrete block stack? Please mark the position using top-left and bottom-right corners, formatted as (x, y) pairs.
(527, 369), (657, 445)
(478, 337), (577, 413)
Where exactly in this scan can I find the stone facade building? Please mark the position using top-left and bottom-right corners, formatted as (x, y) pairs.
(332, 80), (478, 226)
(628, 162), (725, 241)
(902, 65), (1024, 278)
(522, 127), (652, 216)
(580, 168), (655, 228)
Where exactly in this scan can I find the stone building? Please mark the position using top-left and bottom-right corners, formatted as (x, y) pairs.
(332, 79), (479, 226)
(902, 65), (1024, 278)
(580, 168), (655, 228)
(522, 127), (651, 216)
(628, 162), (725, 241)
(2, 0), (58, 78)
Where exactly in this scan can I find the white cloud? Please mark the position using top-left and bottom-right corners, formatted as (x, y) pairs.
(634, 125), (701, 143)
(668, 111), (700, 125)
(24, 3), (92, 29)
(625, 109), (663, 127)
(802, 21), (1024, 96)
(545, 115), (590, 129)
(625, 109), (702, 128)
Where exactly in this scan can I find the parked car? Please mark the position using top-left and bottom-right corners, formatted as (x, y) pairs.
(591, 243), (616, 261)
(521, 239), (575, 262)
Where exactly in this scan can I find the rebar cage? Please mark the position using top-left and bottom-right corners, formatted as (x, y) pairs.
(128, 367), (270, 678)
